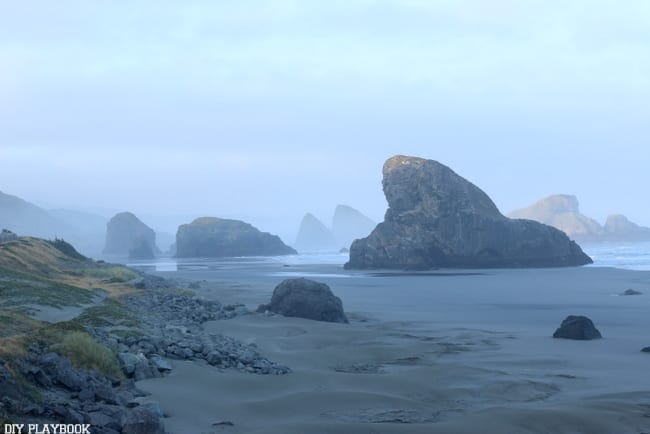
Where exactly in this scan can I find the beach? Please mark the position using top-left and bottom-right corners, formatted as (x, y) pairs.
(131, 259), (650, 433)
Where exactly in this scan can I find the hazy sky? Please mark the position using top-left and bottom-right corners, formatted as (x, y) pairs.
(1, 1), (649, 240)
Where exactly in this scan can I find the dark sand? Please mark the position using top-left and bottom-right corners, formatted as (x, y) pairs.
(134, 260), (650, 433)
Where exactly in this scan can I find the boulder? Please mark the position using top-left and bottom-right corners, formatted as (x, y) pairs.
(346, 156), (592, 270)
(257, 278), (348, 323)
(553, 315), (602, 340)
(294, 213), (337, 252)
(103, 212), (158, 257)
(175, 217), (296, 258)
(641, 347), (650, 353)
(621, 289), (643, 296)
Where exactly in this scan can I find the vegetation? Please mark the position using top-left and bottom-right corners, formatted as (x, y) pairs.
(75, 299), (139, 327)
(53, 331), (122, 378)
(47, 238), (87, 261)
(0, 267), (95, 308)
(82, 266), (139, 283)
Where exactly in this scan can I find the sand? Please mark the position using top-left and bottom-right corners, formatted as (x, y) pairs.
(137, 264), (650, 433)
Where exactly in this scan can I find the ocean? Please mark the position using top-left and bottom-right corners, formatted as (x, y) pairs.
(127, 243), (650, 273)
(582, 242), (650, 271)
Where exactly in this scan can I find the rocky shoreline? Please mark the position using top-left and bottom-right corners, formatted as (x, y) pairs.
(0, 272), (291, 433)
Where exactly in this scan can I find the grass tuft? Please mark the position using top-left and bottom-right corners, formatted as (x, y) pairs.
(53, 331), (122, 378)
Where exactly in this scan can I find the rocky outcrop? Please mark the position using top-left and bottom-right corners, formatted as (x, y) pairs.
(603, 214), (650, 242)
(103, 212), (158, 257)
(509, 196), (650, 243)
(345, 155), (592, 270)
(508, 195), (604, 242)
(295, 213), (337, 252)
(2, 350), (166, 433)
(621, 289), (642, 296)
(332, 205), (376, 250)
(553, 315), (602, 340)
(257, 278), (348, 323)
(176, 217), (296, 258)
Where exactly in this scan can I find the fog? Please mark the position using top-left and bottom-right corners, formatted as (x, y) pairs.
(1, 0), (649, 243)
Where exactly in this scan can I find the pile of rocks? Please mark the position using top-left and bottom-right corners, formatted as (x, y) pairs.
(99, 324), (289, 377)
(3, 350), (164, 434)
(96, 291), (291, 377)
(123, 292), (246, 325)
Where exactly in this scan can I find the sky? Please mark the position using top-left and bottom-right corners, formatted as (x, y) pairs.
(1, 0), (649, 241)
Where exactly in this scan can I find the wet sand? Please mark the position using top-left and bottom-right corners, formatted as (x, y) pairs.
(137, 264), (650, 433)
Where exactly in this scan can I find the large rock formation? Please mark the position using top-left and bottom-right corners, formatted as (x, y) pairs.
(176, 217), (296, 258)
(508, 195), (603, 242)
(103, 212), (158, 258)
(603, 214), (650, 242)
(331, 205), (376, 250)
(509, 195), (650, 243)
(257, 278), (348, 323)
(345, 155), (592, 270)
(294, 213), (337, 252)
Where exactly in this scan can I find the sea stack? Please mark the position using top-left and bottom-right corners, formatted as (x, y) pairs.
(508, 194), (604, 242)
(345, 155), (592, 270)
(103, 212), (158, 258)
(294, 213), (337, 252)
(331, 205), (376, 250)
(176, 217), (296, 258)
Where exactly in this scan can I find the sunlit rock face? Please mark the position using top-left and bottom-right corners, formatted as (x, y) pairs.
(176, 217), (296, 258)
(345, 155), (592, 270)
(103, 212), (157, 257)
(508, 194), (604, 242)
(509, 196), (650, 243)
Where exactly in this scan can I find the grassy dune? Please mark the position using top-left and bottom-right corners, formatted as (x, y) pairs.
(0, 236), (141, 369)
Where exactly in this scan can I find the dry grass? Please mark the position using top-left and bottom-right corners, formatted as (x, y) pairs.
(0, 237), (139, 301)
(54, 331), (122, 378)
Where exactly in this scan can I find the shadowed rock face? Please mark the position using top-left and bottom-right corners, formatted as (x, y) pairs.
(103, 212), (157, 257)
(345, 155), (592, 270)
(553, 315), (602, 340)
(176, 217), (296, 258)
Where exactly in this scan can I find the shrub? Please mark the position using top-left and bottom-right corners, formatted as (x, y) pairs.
(55, 331), (122, 378)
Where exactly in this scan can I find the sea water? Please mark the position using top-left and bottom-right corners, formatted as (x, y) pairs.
(127, 243), (650, 273)
(582, 242), (650, 271)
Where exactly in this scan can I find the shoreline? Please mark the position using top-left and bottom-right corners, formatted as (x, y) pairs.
(135, 265), (650, 433)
